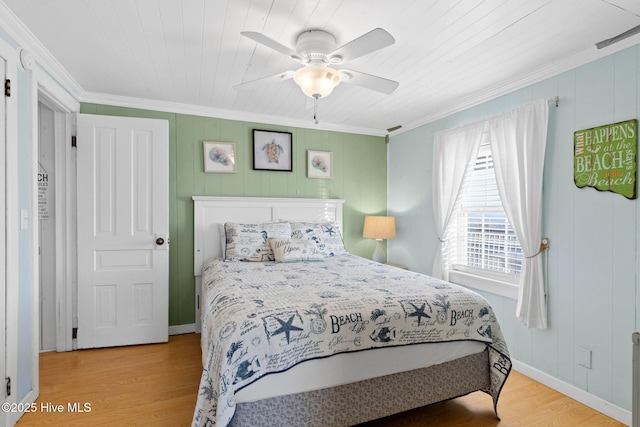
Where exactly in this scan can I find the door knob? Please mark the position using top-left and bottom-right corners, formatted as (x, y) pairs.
(156, 237), (165, 245)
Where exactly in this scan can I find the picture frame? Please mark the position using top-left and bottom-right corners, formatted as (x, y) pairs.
(252, 129), (293, 172)
(307, 150), (333, 179)
(203, 141), (236, 173)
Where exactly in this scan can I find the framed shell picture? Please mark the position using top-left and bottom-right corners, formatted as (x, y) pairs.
(307, 150), (333, 179)
(252, 129), (293, 172)
(204, 141), (236, 173)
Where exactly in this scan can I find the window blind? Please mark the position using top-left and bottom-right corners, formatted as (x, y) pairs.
(452, 143), (523, 275)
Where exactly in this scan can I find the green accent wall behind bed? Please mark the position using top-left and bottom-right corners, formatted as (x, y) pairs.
(80, 103), (387, 326)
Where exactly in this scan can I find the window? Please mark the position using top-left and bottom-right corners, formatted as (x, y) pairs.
(434, 100), (548, 319)
(448, 142), (522, 297)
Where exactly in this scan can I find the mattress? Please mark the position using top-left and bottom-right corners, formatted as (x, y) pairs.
(235, 339), (485, 402)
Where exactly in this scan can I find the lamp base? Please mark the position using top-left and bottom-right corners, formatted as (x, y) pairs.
(371, 239), (386, 263)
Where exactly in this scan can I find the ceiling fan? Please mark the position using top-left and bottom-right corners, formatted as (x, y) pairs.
(234, 28), (399, 104)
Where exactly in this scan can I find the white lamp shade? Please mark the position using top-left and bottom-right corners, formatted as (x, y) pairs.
(293, 65), (341, 98)
(363, 216), (396, 240)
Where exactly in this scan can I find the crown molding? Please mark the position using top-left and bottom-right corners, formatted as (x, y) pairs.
(80, 91), (387, 137)
(0, 1), (84, 100)
(396, 34), (640, 136)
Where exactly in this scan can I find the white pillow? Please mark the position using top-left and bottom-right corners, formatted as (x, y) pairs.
(225, 222), (292, 262)
(268, 238), (325, 262)
(289, 222), (347, 257)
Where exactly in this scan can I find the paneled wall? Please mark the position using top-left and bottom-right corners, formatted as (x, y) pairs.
(388, 46), (640, 412)
(80, 104), (387, 326)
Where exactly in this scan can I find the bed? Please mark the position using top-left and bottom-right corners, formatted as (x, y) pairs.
(191, 196), (511, 427)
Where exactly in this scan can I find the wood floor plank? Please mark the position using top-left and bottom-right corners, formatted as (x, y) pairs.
(18, 333), (202, 427)
(17, 333), (625, 426)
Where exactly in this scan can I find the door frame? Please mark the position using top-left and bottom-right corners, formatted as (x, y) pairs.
(0, 39), (13, 427)
(33, 69), (80, 354)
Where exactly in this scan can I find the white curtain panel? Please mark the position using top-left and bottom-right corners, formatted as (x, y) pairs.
(488, 99), (549, 329)
(431, 122), (484, 280)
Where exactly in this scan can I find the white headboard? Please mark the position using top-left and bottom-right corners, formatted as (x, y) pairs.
(192, 196), (345, 333)
(192, 196), (345, 276)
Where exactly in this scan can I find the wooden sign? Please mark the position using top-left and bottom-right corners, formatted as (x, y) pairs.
(574, 119), (637, 199)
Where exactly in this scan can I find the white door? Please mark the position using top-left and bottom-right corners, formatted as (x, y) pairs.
(76, 114), (169, 348)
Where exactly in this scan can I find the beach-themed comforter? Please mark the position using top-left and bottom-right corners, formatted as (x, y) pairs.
(192, 254), (511, 427)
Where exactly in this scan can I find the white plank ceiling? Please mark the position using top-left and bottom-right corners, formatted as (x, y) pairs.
(3, 0), (640, 135)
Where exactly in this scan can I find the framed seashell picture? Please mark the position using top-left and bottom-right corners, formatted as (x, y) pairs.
(307, 150), (333, 179)
(252, 129), (293, 172)
(204, 141), (237, 173)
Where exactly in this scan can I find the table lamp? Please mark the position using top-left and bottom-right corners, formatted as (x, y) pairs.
(363, 216), (396, 263)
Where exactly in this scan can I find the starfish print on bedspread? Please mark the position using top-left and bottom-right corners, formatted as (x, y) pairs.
(321, 224), (337, 236)
(271, 315), (303, 344)
(408, 302), (431, 326)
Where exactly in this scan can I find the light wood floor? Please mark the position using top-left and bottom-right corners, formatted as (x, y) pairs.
(17, 333), (625, 427)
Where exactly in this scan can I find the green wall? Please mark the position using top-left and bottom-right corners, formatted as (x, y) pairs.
(80, 103), (387, 326)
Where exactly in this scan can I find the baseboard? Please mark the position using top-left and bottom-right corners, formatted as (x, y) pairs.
(168, 323), (196, 335)
(512, 359), (631, 426)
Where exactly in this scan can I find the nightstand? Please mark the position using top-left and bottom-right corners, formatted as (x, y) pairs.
(385, 262), (408, 270)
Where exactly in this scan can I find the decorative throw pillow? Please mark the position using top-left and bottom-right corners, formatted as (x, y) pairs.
(289, 222), (347, 257)
(268, 238), (325, 262)
(225, 222), (292, 261)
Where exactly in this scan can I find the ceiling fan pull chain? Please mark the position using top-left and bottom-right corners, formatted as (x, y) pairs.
(313, 96), (319, 124)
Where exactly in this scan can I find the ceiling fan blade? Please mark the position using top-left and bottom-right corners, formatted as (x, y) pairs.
(241, 31), (303, 62)
(339, 69), (399, 94)
(328, 28), (395, 63)
(596, 24), (640, 49)
(233, 70), (295, 91)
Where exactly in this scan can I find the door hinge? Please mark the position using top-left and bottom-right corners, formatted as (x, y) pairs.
(71, 136), (77, 148)
(5, 377), (10, 397)
(72, 327), (78, 339)
(4, 79), (10, 97)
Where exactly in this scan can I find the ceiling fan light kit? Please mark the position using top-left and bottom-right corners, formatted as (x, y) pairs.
(293, 65), (341, 98)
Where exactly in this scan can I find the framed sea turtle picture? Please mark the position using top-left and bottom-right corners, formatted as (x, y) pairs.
(252, 129), (293, 172)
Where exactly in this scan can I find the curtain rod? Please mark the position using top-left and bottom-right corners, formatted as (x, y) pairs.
(547, 96), (559, 107)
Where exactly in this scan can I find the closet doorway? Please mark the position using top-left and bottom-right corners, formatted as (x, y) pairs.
(38, 101), (56, 351)
(36, 93), (75, 353)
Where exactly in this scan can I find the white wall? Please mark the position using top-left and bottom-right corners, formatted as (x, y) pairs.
(0, 18), (79, 424)
(0, 25), (38, 420)
(388, 44), (640, 418)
